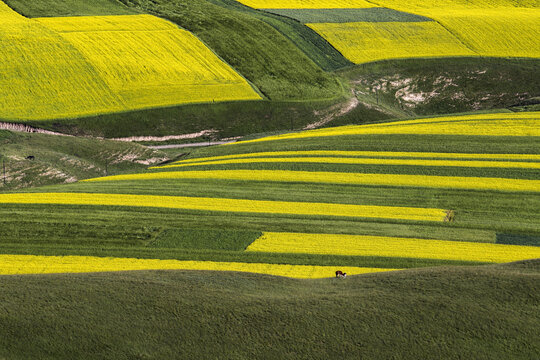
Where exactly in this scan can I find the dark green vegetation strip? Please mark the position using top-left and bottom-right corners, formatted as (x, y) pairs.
(2, 0), (136, 16)
(206, 0), (352, 71)
(9, 99), (389, 139)
(148, 162), (540, 181)
(149, 228), (262, 251)
(0, 263), (538, 359)
(117, 0), (341, 100)
(265, 7), (433, 23)
(497, 233), (540, 247)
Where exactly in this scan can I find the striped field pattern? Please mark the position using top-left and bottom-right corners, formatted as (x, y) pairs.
(83, 170), (540, 192)
(0, 255), (396, 279)
(246, 232), (540, 263)
(231, 112), (540, 144)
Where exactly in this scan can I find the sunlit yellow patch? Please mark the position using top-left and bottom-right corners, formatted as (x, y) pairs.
(0, 255), (397, 279)
(247, 232), (540, 263)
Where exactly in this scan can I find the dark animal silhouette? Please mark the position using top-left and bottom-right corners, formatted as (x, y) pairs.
(335, 270), (347, 278)
(25, 155), (35, 161)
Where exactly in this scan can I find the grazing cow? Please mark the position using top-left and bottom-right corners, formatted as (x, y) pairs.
(25, 155), (35, 161)
(335, 270), (347, 278)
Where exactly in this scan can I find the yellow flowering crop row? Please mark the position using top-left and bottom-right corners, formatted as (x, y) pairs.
(247, 232), (540, 263)
(155, 157), (540, 170)
(236, 0), (376, 9)
(171, 151), (540, 165)
(0, 193), (447, 222)
(84, 170), (540, 193)
(0, 4), (259, 120)
(0, 255), (397, 279)
(372, 0), (537, 10)
(308, 21), (474, 64)
(232, 112), (540, 145)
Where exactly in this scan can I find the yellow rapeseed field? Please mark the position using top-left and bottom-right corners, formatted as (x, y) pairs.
(0, 2), (125, 119)
(0, 255), (397, 279)
(155, 157), (540, 170)
(0, 3), (259, 120)
(0, 193), (447, 221)
(247, 232), (540, 263)
(372, 1), (540, 59)
(231, 112), (540, 145)
(308, 21), (474, 64)
(171, 151), (540, 165)
(236, 0), (376, 9)
(37, 15), (260, 110)
(84, 170), (540, 193)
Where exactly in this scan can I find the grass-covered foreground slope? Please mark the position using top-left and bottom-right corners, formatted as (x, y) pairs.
(0, 130), (168, 190)
(0, 112), (538, 277)
(0, 1), (260, 121)
(0, 262), (539, 359)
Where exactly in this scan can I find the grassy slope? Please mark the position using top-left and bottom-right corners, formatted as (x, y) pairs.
(0, 130), (168, 190)
(0, 261), (538, 359)
(205, 0), (352, 71)
(340, 57), (540, 120)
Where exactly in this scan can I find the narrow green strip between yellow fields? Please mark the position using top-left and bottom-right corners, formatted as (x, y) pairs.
(173, 151), (540, 165)
(155, 157), (540, 170)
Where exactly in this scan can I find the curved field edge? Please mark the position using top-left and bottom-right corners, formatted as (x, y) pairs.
(0, 261), (538, 359)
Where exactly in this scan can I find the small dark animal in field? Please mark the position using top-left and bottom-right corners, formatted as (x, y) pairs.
(25, 155), (35, 161)
(335, 270), (347, 278)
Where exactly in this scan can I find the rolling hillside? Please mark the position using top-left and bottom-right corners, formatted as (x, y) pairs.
(1, 112), (538, 279)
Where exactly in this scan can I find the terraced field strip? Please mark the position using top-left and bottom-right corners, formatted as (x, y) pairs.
(247, 232), (540, 263)
(36, 15), (261, 109)
(83, 170), (540, 192)
(233, 112), (540, 144)
(0, 255), (397, 279)
(237, 0), (377, 9)
(0, 193), (447, 221)
(172, 151), (540, 164)
(307, 21), (475, 64)
(154, 157), (540, 170)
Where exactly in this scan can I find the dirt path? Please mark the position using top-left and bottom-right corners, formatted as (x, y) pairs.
(0, 122), (70, 137)
(304, 94), (360, 130)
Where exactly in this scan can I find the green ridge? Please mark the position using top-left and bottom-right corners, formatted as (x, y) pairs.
(264, 7), (433, 23)
(2, 0), (137, 16)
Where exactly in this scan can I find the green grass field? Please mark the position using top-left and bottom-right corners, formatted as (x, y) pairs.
(0, 262), (538, 359)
